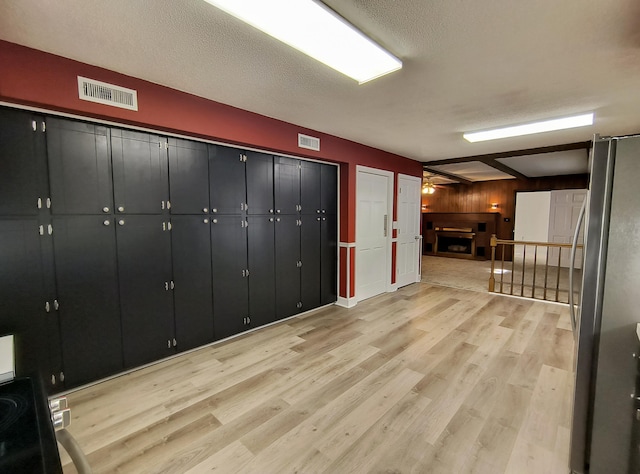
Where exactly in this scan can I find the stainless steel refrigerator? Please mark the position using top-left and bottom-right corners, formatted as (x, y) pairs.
(570, 135), (640, 473)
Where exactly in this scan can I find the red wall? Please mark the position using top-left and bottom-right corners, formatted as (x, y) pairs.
(0, 40), (422, 299)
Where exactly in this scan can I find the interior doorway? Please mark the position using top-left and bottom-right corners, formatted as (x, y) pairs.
(356, 166), (393, 301)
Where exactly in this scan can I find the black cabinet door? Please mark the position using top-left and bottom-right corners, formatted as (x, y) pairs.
(301, 216), (321, 311)
(0, 219), (49, 378)
(320, 164), (338, 215)
(111, 129), (168, 215)
(116, 215), (174, 367)
(46, 118), (113, 215)
(168, 138), (209, 215)
(246, 152), (274, 215)
(320, 215), (338, 305)
(209, 145), (246, 215)
(274, 156), (300, 215)
(211, 216), (249, 339)
(171, 216), (214, 351)
(300, 161), (321, 215)
(52, 216), (122, 388)
(247, 216), (276, 327)
(0, 109), (47, 216)
(275, 215), (301, 320)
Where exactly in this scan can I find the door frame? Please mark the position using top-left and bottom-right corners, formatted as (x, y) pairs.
(355, 165), (394, 303)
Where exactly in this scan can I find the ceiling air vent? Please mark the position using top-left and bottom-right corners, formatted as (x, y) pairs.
(298, 133), (320, 151)
(77, 76), (138, 111)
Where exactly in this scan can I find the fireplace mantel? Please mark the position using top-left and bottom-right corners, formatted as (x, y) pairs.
(422, 212), (499, 260)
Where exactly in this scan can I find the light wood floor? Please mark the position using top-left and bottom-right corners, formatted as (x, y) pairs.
(60, 283), (575, 473)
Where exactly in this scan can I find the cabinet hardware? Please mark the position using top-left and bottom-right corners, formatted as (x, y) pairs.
(53, 299), (59, 310)
(242, 270), (245, 277)
(46, 198), (51, 209)
(241, 220), (245, 228)
(269, 218), (274, 222)
(321, 210), (326, 214)
(59, 372), (65, 382)
(212, 219), (218, 224)
(317, 217), (321, 221)
(102, 207), (110, 213)
(32, 120), (37, 131)
(167, 201), (171, 210)
(51, 374), (56, 385)
(41, 122), (46, 132)
(48, 224), (53, 235)
(297, 302), (303, 309)
(212, 208), (218, 213)
(276, 218), (281, 222)
(103, 220), (110, 226)
(317, 209), (320, 214)
(173, 338), (177, 347)
(245, 220), (248, 228)
(45, 301), (50, 313)
(37, 197), (42, 209)
(203, 207), (209, 213)
(322, 217), (326, 221)
(167, 340), (171, 349)
(167, 222), (172, 231)
(165, 281), (169, 291)
(269, 209), (274, 214)
(276, 209), (281, 214)
(39, 225), (45, 235)
(297, 219), (302, 226)
(118, 206), (125, 212)
(162, 222), (166, 231)
(170, 281), (175, 290)
(118, 220), (125, 226)
(204, 218), (209, 224)
(240, 203), (244, 211)
(161, 201), (165, 210)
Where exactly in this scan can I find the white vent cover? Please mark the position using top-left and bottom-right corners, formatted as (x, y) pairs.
(77, 76), (138, 111)
(298, 133), (320, 151)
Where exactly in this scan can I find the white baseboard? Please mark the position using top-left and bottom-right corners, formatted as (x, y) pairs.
(337, 296), (358, 308)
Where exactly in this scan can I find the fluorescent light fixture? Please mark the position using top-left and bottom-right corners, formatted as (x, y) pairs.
(203, 0), (402, 84)
(463, 113), (594, 143)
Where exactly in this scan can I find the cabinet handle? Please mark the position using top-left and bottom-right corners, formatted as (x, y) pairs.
(276, 209), (281, 214)
(170, 281), (175, 290)
(37, 197), (42, 209)
(212, 208), (218, 213)
(317, 217), (321, 221)
(53, 299), (59, 310)
(102, 207), (110, 213)
(118, 206), (125, 212)
(46, 198), (51, 209)
(173, 338), (177, 347)
(167, 340), (171, 349)
(165, 282), (169, 291)
(51, 374), (56, 385)
(203, 207), (209, 213)
(269, 209), (274, 214)
(204, 218), (209, 224)
(269, 218), (274, 222)
(212, 219), (218, 224)
(45, 301), (50, 313)
(240, 203), (245, 211)
(322, 210), (326, 214)
(161, 201), (165, 210)
(117, 219), (124, 226)
(104, 220), (110, 226)
(276, 218), (281, 222)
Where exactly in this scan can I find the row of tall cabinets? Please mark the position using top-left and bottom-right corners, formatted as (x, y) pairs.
(0, 107), (337, 393)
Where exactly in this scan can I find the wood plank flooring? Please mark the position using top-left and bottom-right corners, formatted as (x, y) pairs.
(59, 283), (574, 473)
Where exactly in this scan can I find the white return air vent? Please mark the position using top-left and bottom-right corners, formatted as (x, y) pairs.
(298, 133), (320, 151)
(77, 76), (138, 111)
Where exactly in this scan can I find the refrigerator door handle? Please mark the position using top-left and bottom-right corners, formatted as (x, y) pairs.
(569, 197), (587, 339)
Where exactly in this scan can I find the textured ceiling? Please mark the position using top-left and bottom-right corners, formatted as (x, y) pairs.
(1, 0), (639, 170)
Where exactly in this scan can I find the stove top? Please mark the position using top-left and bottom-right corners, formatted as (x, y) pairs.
(0, 378), (62, 473)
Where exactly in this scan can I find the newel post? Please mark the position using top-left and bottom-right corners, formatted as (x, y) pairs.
(488, 234), (497, 292)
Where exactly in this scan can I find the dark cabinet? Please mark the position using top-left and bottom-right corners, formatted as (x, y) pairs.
(111, 129), (168, 215)
(320, 165), (338, 215)
(168, 138), (209, 215)
(52, 216), (122, 388)
(46, 118), (113, 215)
(116, 215), (174, 368)
(0, 109), (48, 216)
(300, 161), (321, 215)
(0, 219), (50, 378)
(320, 214), (338, 305)
(275, 215), (301, 320)
(209, 145), (247, 215)
(274, 157), (300, 215)
(246, 152), (274, 215)
(211, 215), (249, 339)
(171, 216), (214, 350)
(247, 216), (276, 327)
(301, 216), (322, 310)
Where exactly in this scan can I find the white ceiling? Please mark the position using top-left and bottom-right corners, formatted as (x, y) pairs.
(1, 0), (639, 178)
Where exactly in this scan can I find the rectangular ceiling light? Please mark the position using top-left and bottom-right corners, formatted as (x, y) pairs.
(463, 113), (594, 143)
(203, 0), (402, 84)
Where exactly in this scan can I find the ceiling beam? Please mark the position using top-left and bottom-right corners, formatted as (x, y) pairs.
(422, 166), (473, 185)
(423, 141), (591, 166)
(482, 160), (529, 180)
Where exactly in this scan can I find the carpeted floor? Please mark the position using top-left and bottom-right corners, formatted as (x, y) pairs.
(421, 255), (581, 304)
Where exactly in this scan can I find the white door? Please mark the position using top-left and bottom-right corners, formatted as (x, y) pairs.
(396, 174), (422, 287)
(356, 168), (391, 301)
(548, 189), (587, 268)
(514, 191), (551, 263)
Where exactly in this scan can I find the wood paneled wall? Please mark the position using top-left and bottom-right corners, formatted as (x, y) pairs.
(422, 174), (589, 240)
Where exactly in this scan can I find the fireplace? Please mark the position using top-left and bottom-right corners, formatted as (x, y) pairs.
(435, 227), (476, 259)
